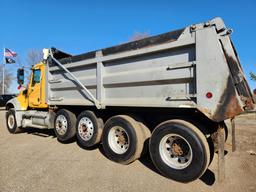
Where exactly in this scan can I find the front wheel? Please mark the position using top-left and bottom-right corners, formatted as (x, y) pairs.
(149, 119), (210, 183)
(6, 109), (21, 134)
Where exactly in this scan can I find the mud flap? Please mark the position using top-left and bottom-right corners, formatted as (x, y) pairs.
(217, 125), (225, 182)
(231, 117), (236, 152)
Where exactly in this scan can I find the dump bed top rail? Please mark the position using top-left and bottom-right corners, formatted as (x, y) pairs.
(51, 28), (185, 64)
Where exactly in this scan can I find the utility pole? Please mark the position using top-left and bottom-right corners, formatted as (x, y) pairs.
(2, 47), (5, 95)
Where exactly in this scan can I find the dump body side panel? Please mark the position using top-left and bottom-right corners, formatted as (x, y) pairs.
(47, 18), (254, 122)
(48, 32), (197, 109)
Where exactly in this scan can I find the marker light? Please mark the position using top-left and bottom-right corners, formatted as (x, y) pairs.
(206, 92), (213, 99)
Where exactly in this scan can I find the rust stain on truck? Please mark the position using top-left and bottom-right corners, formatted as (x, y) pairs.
(212, 76), (243, 122)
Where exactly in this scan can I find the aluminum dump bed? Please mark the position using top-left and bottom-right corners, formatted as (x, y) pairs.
(47, 17), (254, 122)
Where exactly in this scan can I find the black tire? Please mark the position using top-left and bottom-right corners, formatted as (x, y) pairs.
(6, 109), (21, 134)
(76, 110), (103, 148)
(187, 120), (215, 166)
(102, 115), (150, 165)
(54, 109), (77, 142)
(149, 119), (210, 183)
(189, 120), (227, 166)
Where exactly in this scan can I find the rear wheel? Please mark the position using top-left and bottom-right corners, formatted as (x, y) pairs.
(76, 110), (103, 148)
(149, 119), (210, 182)
(102, 115), (150, 164)
(54, 109), (76, 142)
(6, 109), (21, 134)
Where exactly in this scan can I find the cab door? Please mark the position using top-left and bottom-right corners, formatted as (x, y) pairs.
(28, 68), (41, 107)
(28, 64), (48, 108)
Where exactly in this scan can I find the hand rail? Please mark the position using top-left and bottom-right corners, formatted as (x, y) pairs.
(49, 49), (101, 109)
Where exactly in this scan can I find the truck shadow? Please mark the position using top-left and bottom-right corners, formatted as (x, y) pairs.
(139, 152), (216, 185)
(97, 145), (215, 185)
(199, 169), (216, 185)
(76, 140), (100, 150)
(23, 128), (78, 144)
(23, 127), (56, 138)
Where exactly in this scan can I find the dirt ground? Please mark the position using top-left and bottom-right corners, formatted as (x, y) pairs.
(0, 109), (255, 192)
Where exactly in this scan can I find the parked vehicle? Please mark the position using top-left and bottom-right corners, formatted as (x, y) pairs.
(5, 17), (254, 182)
(0, 94), (16, 107)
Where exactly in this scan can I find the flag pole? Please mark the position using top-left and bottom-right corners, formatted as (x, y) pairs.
(2, 47), (5, 95)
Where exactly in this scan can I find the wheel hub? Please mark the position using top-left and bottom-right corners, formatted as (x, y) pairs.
(117, 132), (127, 145)
(108, 126), (130, 154)
(81, 124), (88, 133)
(8, 114), (15, 129)
(172, 143), (183, 156)
(78, 117), (94, 141)
(57, 121), (62, 128)
(159, 134), (193, 169)
(55, 115), (68, 136)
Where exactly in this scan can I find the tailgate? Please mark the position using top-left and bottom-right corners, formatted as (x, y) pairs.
(220, 35), (254, 111)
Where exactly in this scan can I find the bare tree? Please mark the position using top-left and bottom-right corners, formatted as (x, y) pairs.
(16, 49), (43, 68)
(128, 31), (150, 42)
(0, 65), (14, 94)
(250, 72), (256, 81)
(14, 49), (43, 87)
(26, 49), (43, 66)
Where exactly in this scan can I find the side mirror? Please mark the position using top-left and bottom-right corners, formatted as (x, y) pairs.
(17, 68), (24, 85)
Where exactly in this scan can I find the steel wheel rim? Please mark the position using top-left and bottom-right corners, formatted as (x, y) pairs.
(55, 115), (68, 136)
(108, 126), (130, 154)
(78, 117), (94, 141)
(159, 133), (193, 169)
(8, 114), (15, 129)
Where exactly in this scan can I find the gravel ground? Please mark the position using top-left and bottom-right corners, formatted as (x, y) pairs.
(0, 109), (255, 192)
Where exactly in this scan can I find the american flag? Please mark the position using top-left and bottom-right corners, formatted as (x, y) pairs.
(4, 48), (17, 57)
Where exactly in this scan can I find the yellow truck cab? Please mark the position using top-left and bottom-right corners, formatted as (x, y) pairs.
(16, 63), (48, 110)
(6, 59), (53, 132)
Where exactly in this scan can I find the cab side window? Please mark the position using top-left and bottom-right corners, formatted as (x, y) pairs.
(32, 69), (41, 86)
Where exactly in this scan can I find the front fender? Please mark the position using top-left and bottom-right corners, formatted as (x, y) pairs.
(5, 98), (26, 128)
(6, 97), (26, 110)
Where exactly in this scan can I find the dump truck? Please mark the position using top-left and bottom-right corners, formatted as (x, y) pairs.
(5, 17), (254, 182)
